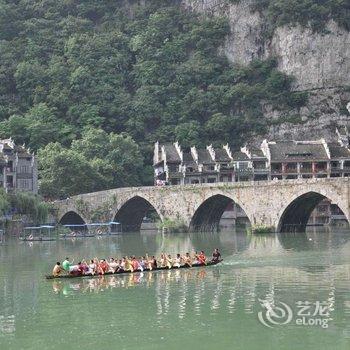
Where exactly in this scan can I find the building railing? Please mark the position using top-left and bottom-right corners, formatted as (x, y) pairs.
(168, 171), (183, 178)
(284, 168), (298, 173)
(235, 168), (253, 174)
(253, 168), (269, 174)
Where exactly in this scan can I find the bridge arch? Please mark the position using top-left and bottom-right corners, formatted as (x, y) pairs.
(277, 190), (349, 233)
(112, 195), (163, 232)
(189, 193), (252, 232)
(58, 210), (87, 226)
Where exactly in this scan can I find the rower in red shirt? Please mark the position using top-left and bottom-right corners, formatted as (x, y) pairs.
(198, 251), (207, 265)
(99, 259), (109, 273)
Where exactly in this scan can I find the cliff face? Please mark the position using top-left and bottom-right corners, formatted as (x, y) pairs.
(182, 0), (350, 141)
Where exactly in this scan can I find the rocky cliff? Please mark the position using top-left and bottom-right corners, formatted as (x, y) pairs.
(182, 0), (350, 141)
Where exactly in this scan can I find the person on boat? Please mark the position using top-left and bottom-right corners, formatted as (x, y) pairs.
(109, 258), (118, 273)
(118, 258), (125, 272)
(145, 256), (153, 270)
(140, 257), (147, 270)
(197, 251), (207, 265)
(192, 251), (199, 264)
(133, 256), (144, 271)
(151, 256), (157, 269)
(131, 256), (139, 271)
(183, 252), (192, 267)
(62, 257), (72, 272)
(124, 256), (134, 272)
(100, 259), (109, 274)
(77, 262), (85, 275)
(80, 260), (89, 274)
(88, 259), (97, 275)
(166, 254), (173, 269)
(52, 262), (62, 277)
(159, 253), (166, 267)
(173, 254), (181, 268)
(92, 258), (103, 275)
(211, 248), (221, 262)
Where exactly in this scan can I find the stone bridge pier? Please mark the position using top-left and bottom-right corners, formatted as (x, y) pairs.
(55, 178), (350, 233)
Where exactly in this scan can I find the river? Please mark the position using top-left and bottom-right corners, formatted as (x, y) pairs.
(0, 228), (350, 350)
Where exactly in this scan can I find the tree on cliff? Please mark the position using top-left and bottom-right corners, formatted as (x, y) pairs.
(1, 0), (335, 197)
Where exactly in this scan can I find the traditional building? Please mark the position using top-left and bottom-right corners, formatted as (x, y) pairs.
(0, 139), (38, 194)
(153, 130), (350, 226)
(154, 129), (350, 186)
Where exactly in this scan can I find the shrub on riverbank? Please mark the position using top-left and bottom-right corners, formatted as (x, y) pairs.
(248, 225), (275, 234)
(0, 190), (50, 224)
(157, 218), (187, 233)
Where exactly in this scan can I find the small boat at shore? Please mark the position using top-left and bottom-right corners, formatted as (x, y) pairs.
(20, 237), (56, 242)
(46, 259), (223, 280)
(59, 233), (96, 239)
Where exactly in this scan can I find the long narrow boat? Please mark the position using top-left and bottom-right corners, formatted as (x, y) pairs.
(59, 233), (95, 239)
(20, 237), (56, 242)
(46, 259), (223, 280)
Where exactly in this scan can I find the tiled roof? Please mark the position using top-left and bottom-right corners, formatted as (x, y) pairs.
(15, 145), (31, 156)
(232, 151), (249, 161)
(249, 147), (266, 159)
(269, 141), (328, 161)
(182, 151), (196, 165)
(214, 148), (231, 162)
(197, 149), (214, 164)
(163, 144), (181, 163)
(328, 143), (350, 159)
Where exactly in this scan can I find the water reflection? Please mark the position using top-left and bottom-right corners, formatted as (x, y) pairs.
(1, 228), (350, 346)
(48, 260), (350, 324)
(278, 226), (350, 251)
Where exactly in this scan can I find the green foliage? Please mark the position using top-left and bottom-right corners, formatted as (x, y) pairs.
(9, 192), (49, 224)
(0, 1), (312, 197)
(230, 0), (350, 34)
(38, 128), (145, 198)
(0, 189), (10, 216)
(38, 142), (106, 198)
(157, 217), (187, 233)
(248, 225), (275, 234)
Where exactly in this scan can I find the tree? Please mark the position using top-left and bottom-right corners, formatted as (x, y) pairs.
(72, 128), (145, 188)
(38, 142), (107, 198)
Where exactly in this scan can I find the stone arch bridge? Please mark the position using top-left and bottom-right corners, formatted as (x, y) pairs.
(54, 178), (350, 233)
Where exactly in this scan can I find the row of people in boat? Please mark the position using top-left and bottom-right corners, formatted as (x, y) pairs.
(52, 249), (221, 277)
(63, 229), (110, 237)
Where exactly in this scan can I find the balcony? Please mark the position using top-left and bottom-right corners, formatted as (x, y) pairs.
(300, 167), (312, 173)
(168, 172), (183, 179)
(253, 168), (269, 174)
(220, 165), (235, 171)
(314, 168), (328, 173)
(235, 168), (253, 174)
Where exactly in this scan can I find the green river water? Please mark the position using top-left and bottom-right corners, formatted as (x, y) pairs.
(1, 228), (350, 350)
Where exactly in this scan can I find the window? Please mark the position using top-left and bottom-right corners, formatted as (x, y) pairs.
(207, 178), (216, 183)
(17, 179), (32, 190)
(19, 165), (30, 173)
(238, 162), (248, 169)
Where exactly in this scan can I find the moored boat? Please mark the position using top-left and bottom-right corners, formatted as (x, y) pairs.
(20, 237), (56, 242)
(46, 259), (223, 280)
(59, 233), (95, 239)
